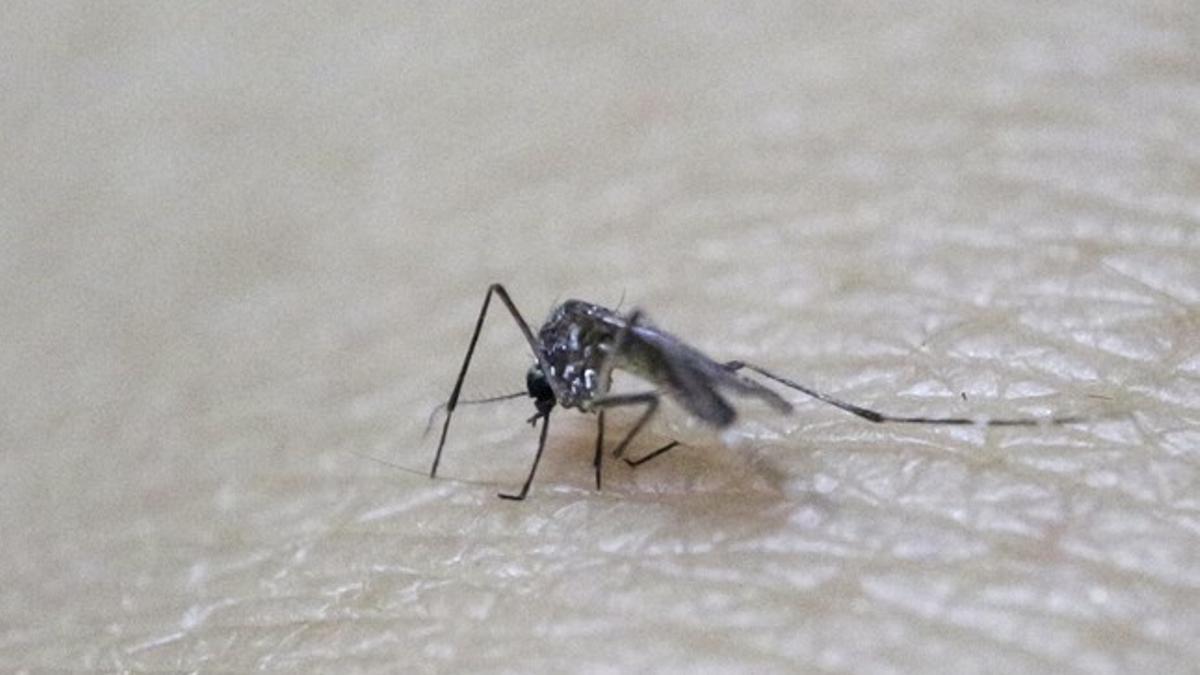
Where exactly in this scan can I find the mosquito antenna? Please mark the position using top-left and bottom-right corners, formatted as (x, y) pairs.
(727, 361), (1084, 427)
(423, 391), (526, 437)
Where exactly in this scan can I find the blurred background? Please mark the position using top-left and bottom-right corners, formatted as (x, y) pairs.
(2, 1), (1198, 672)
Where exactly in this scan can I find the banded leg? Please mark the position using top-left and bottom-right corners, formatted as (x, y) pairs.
(724, 360), (1082, 427)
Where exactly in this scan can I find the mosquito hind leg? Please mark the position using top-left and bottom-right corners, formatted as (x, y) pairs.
(722, 360), (891, 423)
(725, 360), (1080, 427)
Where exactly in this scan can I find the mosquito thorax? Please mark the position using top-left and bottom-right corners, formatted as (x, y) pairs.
(526, 365), (556, 414)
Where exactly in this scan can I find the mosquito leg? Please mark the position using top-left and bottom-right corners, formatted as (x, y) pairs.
(597, 308), (643, 400)
(432, 283), (551, 479)
(595, 395), (681, 472)
(724, 360), (1082, 427)
(583, 309), (654, 482)
(593, 410), (606, 490)
(590, 392), (660, 459)
(499, 412), (552, 501)
(624, 440), (682, 467)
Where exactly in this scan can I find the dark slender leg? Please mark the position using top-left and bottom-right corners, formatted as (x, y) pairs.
(591, 392), (660, 459)
(593, 411), (606, 490)
(499, 412), (552, 501)
(724, 360), (1083, 427)
(579, 309), (650, 485)
(432, 283), (550, 479)
(624, 440), (681, 467)
(597, 406), (681, 474)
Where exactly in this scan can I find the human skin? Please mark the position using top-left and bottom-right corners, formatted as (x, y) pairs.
(2, 2), (1197, 672)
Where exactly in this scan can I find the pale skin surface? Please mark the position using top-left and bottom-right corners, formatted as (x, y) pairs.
(2, 2), (1198, 673)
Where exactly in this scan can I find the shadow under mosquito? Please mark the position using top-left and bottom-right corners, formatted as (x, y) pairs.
(362, 416), (833, 509)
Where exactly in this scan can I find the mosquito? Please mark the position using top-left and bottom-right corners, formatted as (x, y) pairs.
(429, 284), (1082, 500)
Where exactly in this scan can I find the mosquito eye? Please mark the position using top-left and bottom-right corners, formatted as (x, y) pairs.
(526, 366), (553, 402)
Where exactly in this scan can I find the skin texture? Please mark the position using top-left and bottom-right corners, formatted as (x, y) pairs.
(3, 2), (1198, 672)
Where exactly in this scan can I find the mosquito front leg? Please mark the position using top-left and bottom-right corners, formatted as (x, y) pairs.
(498, 412), (552, 501)
(431, 283), (553, 479)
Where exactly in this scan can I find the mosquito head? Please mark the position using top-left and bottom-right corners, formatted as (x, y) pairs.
(526, 364), (556, 415)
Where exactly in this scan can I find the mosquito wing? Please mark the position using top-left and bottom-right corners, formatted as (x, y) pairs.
(619, 321), (793, 428)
